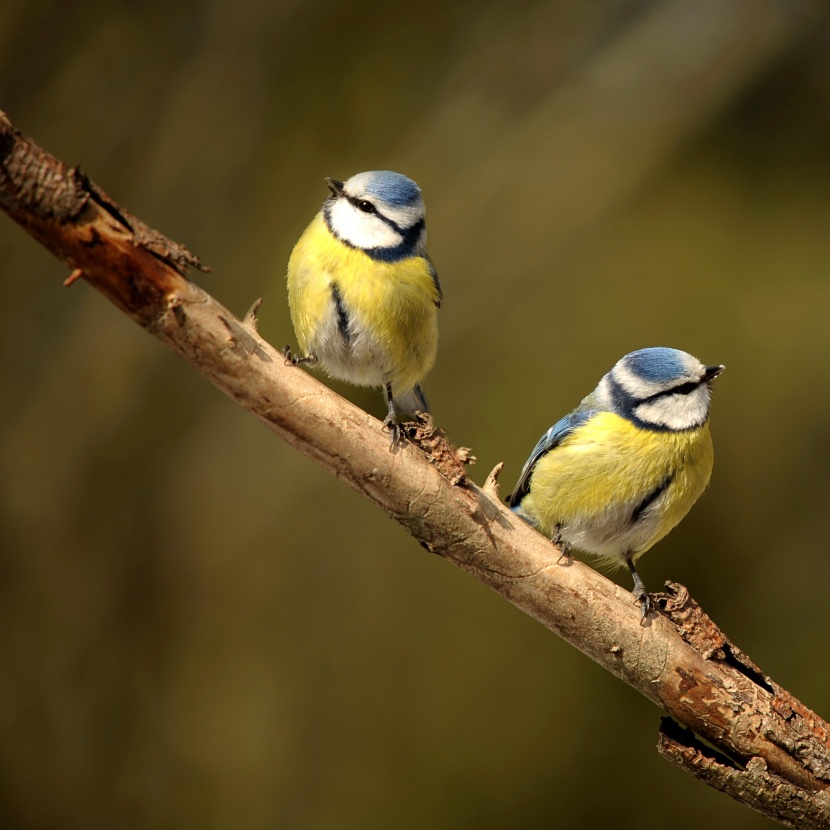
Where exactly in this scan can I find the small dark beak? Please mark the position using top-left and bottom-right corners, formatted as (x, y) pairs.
(704, 364), (725, 382)
(324, 177), (344, 197)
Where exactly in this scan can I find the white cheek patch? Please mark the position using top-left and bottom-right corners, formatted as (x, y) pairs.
(328, 198), (403, 250)
(635, 385), (711, 430)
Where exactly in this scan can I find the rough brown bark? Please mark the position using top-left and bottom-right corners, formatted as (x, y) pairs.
(2, 111), (829, 828)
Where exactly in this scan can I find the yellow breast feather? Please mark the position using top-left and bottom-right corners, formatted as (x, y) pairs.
(522, 411), (714, 560)
(287, 213), (439, 394)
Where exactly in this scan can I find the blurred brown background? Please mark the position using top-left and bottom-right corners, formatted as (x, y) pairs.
(2, 1), (830, 827)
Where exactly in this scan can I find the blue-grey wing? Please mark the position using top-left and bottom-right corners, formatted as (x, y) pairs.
(507, 409), (595, 507)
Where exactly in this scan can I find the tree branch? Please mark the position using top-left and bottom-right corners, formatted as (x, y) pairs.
(2, 111), (829, 828)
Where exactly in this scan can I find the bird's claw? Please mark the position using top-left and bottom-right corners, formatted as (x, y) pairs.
(383, 415), (402, 450)
(282, 346), (318, 367)
(282, 345), (296, 365)
(632, 588), (652, 623)
(552, 526), (572, 565)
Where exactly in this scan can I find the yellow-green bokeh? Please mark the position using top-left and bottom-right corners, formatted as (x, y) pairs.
(2, 2), (830, 827)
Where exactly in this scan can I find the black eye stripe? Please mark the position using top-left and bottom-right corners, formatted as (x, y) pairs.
(643, 380), (700, 402)
(672, 381), (699, 396)
(345, 194), (376, 214)
(342, 195), (414, 236)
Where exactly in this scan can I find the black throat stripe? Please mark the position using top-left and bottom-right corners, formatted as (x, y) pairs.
(631, 473), (675, 525)
(330, 283), (351, 343)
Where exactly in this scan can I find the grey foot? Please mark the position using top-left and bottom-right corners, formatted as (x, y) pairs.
(632, 585), (652, 622)
(383, 413), (402, 450)
(626, 556), (651, 623)
(282, 345), (318, 367)
(552, 525), (573, 565)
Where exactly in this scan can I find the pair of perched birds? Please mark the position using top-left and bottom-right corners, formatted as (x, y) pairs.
(286, 170), (724, 618)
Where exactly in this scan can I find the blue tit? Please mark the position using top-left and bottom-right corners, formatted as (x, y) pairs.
(508, 347), (724, 619)
(285, 170), (441, 447)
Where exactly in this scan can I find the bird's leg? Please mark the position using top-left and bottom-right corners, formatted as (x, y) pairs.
(625, 555), (651, 622)
(552, 524), (572, 565)
(382, 383), (402, 450)
(282, 345), (318, 367)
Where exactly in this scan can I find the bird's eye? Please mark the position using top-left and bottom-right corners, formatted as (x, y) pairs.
(357, 200), (375, 214)
(673, 381), (698, 396)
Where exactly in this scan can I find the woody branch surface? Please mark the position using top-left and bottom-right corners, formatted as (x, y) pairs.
(2, 111), (829, 829)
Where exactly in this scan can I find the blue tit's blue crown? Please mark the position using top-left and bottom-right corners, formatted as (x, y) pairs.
(358, 171), (422, 208)
(625, 348), (689, 384)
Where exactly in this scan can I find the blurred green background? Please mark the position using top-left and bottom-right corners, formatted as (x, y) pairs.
(2, 0), (830, 827)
